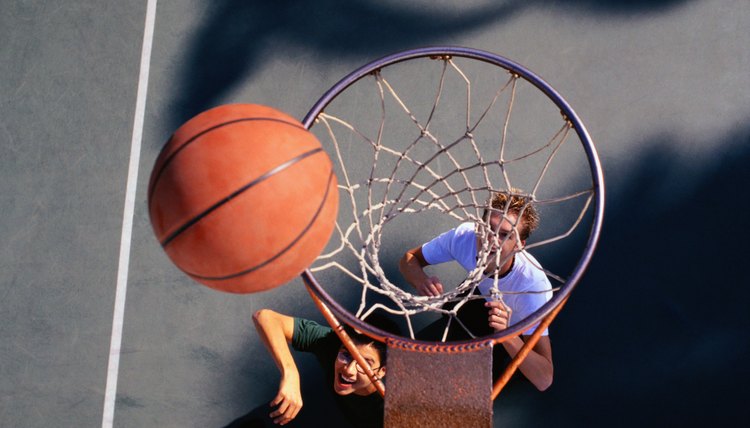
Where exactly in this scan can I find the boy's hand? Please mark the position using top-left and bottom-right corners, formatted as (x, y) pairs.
(269, 373), (303, 425)
(415, 275), (444, 297)
(485, 300), (512, 332)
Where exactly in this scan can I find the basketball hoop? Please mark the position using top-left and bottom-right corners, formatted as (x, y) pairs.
(300, 47), (604, 426)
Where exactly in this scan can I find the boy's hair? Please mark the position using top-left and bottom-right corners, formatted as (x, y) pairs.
(343, 313), (401, 366)
(483, 190), (540, 241)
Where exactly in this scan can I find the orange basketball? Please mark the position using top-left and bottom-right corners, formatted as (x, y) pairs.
(148, 104), (338, 293)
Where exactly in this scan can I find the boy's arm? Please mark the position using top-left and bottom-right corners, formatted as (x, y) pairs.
(486, 300), (554, 391)
(399, 246), (445, 297)
(252, 309), (303, 425)
(501, 335), (554, 391)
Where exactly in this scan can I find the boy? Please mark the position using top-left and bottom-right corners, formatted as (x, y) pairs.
(399, 190), (554, 391)
(225, 309), (394, 427)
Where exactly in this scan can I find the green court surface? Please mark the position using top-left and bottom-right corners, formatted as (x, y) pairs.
(1, 1), (748, 426)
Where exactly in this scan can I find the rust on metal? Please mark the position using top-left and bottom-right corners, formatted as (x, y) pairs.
(385, 337), (495, 354)
(384, 342), (493, 427)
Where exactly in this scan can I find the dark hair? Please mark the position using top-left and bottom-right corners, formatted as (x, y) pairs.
(343, 313), (401, 366)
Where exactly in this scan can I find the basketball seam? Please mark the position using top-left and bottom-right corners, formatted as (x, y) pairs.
(184, 166), (336, 282)
(148, 117), (307, 204)
(159, 147), (324, 247)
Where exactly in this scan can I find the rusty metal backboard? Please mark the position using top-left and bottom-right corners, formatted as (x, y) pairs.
(384, 343), (493, 427)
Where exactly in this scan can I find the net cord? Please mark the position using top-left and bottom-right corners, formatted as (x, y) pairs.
(300, 46), (604, 352)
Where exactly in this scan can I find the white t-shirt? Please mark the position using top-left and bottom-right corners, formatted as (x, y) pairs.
(421, 222), (553, 335)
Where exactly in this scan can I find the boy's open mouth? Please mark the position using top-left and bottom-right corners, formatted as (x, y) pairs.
(339, 373), (356, 385)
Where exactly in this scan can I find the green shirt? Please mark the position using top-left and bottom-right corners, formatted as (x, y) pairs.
(292, 318), (384, 428)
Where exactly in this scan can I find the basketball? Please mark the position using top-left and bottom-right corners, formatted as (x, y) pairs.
(147, 104), (339, 293)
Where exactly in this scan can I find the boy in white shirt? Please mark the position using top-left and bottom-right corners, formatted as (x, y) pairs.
(399, 191), (554, 391)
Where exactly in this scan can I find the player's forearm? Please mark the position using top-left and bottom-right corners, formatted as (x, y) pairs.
(252, 309), (299, 376)
(399, 251), (428, 288)
(501, 336), (554, 391)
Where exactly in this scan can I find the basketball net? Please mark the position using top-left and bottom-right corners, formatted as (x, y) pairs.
(302, 48), (604, 427)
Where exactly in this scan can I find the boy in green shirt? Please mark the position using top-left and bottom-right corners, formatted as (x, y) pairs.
(225, 309), (393, 427)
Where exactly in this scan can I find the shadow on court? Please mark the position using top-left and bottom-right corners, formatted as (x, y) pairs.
(166, 0), (525, 131)
(516, 122), (750, 427)
(160, 0), (721, 426)
(217, 124), (750, 425)
(166, 0), (697, 134)
(544, 0), (693, 14)
(217, 118), (750, 427)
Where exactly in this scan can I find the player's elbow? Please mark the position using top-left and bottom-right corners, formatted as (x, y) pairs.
(535, 368), (553, 392)
(253, 308), (273, 326)
(400, 246), (428, 273)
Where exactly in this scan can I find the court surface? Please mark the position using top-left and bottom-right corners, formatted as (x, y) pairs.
(1, 1), (749, 426)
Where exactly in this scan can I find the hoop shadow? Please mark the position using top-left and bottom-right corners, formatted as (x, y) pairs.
(518, 123), (750, 427)
(166, 0), (522, 132)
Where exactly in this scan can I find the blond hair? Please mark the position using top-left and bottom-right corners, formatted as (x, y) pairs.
(485, 190), (539, 241)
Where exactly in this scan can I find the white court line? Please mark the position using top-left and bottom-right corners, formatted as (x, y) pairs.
(102, 0), (157, 426)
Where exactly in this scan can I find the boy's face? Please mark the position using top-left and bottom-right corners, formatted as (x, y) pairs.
(482, 212), (524, 257)
(332, 342), (385, 396)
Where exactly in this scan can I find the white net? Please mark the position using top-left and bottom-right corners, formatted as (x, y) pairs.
(306, 52), (599, 342)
